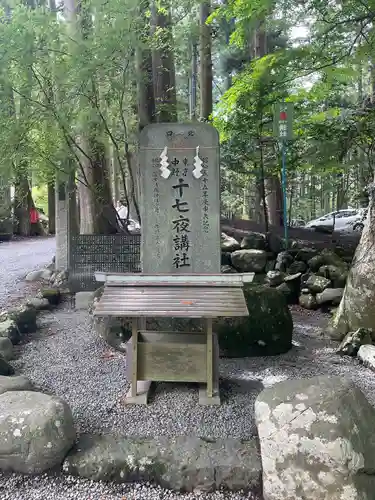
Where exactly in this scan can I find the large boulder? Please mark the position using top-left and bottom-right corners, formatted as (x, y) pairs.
(0, 391), (76, 473)
(0, 319), (21, 345)
(0, 337), (13, 361)
(307, 255), (325, 272)
(287, 260), (307, 275)
(0, 375), (33, 395)
(299, 293), (318, 310)
(308, 250), (348, 274)
(221, 232), (240, 252)
(40, 288), (62, 306)
(274, 251), (294, 272)
(295, 248), (319, 262)
(63, 434), (261, 493)
(25, 270), (44, 282)
(215, 285), (293, 357)
(231, 249), (267, 273)
(265, 271), (284, 287)
(255, 376), (375, 500)
(25, 269), (52, 282)
(316, 288), (344, 306)
(305, 275), (331, 294)
(26, 297), (51, 311)
(358, 344), (375, 371)
(0, 356), (15, 376)
(317, 265), (348, 288)
(3, 305), (37, 335)
(320, 248), (348, 269)
(240, 232), (266, 250)
(266, 232), (284, 254)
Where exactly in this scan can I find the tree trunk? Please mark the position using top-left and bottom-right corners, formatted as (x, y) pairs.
(110, 145), (120, 203)
(14, 174), (31, 236)
(266, 175), (283, 226)
(199, 0), (213, 120)
(331, 179), (375, 338)
(253, 19), (283, 227)
(190, 41), (198, 120)
(90, 135), (118, 234)
(65, 0), (118, 235)
(136, 0), (155, 131)
(254, 179), (264, 224)
(47, 181), (56, 234)
(14, 173), (43, 236)
(151, 1), (177, 122)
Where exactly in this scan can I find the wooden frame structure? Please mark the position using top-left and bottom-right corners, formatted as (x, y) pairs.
(94, 273), (252, 405)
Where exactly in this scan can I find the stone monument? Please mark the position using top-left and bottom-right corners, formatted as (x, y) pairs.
(93, 122), (251, 405)
(139, 123), (221, 273)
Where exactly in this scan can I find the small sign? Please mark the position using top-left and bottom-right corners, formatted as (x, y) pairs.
(273, 102), (294, 140)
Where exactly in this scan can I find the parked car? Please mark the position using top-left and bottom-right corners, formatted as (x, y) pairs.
(351, 208), (368, 232)
(119, 218), (140, 233)
(304, 209), (362, 233)
(290, 218), (306, 227)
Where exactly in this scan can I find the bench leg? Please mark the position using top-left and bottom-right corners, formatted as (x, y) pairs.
(199, 328), (221, 406)
(131, 317), (138, 398)
(206, 317), (213, 398)
(198, 321), (220, 405)
(124, 325), (152, 405)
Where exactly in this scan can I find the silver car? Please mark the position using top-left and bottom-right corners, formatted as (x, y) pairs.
(304, 209), (362, 233)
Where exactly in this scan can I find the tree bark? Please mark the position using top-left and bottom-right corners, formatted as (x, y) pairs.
(136, 0), (155, 131)
(190, 41), (198, 120)
(151, 1), (177, 122)
(266, 175), (283, 226)
(331, 178), (375, 338)
(65, 0), (117, 234)
(14, 173), (43, 236)
(253, 18), (283, 227)
(47, 181), (56, 234)
(199, 0), (213, 120)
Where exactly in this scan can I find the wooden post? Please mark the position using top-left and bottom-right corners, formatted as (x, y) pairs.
(206, 317), (213, 398)
(131, 317), (138, 398)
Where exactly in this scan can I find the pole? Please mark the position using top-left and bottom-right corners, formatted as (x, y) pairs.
(281, 139), (288, 248)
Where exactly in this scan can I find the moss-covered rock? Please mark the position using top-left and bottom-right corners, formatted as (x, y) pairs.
(0, 356), (15, 375)
(0, 318), (21, 344)
(215, 285), (293, 357)
(40, 288), (62, 306)
(4, 305), (37, 334)
(299, 293), (318, 310)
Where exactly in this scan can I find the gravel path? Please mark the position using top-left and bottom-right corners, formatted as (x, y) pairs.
(10, 306), (375, 439)
(0, 236), (55, 309)
(2, 293), (375, 499)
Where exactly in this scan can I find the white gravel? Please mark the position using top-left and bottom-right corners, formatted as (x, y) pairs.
(2, 303), (375, 499)
(0, 474), (259, 500)
(9, 307), (375, 438)
(0, 236), (55, 309)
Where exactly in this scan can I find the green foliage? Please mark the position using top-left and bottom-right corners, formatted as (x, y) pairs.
(0, 0), (373, 225)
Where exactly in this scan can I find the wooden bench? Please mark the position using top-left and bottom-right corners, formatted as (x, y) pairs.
(93, 273), (252, 405)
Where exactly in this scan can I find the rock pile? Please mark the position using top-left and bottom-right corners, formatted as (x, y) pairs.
(221, 231), (351, 311)
(0, 289), (61, 375)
